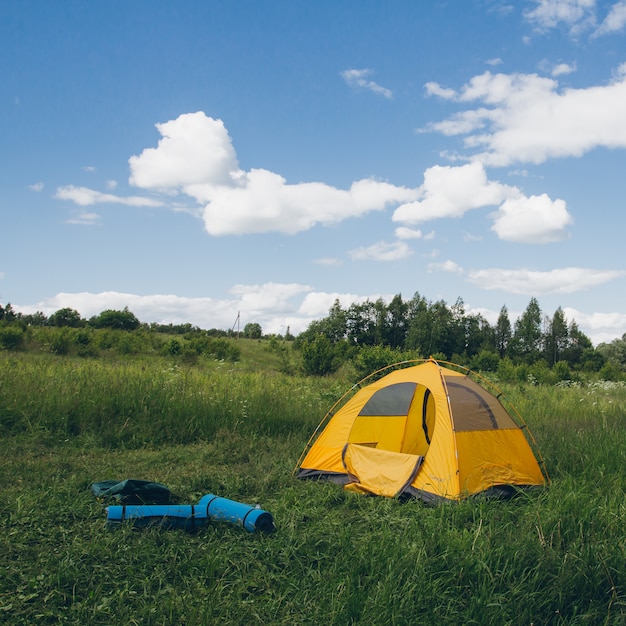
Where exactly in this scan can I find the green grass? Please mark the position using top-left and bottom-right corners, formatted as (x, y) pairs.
(1, 353), (626, 624)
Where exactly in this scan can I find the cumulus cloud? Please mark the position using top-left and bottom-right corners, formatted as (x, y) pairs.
(29, 182), (44, 192)
(127, 112), (417, 235)
(349, 240), (413, 262)
(341, 69), (393, 99)
(467, 267), (625, 295)
(563, 307), (626, 344)
(55, 185), (164, 207)
(424, 67), (626, 166)
(391, 162), (573, 242)
(298, 291), (391, 318)
(228, 282), (312, 313)
(393, 162), (515, 224)
(199, 171), (417, 235)
(490, 194), (573, 243)
(129, 113), (240, 190)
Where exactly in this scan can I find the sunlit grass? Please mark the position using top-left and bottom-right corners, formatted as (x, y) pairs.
(1, 352), (625, 624)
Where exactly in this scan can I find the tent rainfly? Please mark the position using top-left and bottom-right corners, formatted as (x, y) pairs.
(295, 359), (548, 503)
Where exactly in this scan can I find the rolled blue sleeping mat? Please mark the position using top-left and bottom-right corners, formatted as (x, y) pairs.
(106, 493), (275, 533)
(198, 494), (275, 533)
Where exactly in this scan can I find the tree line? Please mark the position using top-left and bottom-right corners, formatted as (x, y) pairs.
(1, 296), (625, 381)
(294, 294), (625, 379)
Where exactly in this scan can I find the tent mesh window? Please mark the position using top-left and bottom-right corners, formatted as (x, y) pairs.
(358, 382), (417, 416)
(444, 376), (517, 431)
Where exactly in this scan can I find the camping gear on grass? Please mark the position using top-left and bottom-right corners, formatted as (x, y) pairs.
(91, 479), (171, 504)
(106, 493), (276, 533)
(295, 359), (548, 503)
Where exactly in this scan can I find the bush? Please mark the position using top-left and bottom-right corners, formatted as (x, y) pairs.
(0, 325), (25, 350)
(471, 349), (500, 372)
(301, 335), (339, 376)
(353, 345), (405, 381)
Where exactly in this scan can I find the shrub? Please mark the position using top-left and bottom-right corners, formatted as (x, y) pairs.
(353, 345), (405, 381)
(0, 325), (25, 350)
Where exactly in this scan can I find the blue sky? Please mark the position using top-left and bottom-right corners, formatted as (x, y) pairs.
(2, 0), (626, 343)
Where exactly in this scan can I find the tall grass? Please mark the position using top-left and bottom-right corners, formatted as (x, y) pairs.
(1, 353), (625, 624)
(0, 354), (341, 447)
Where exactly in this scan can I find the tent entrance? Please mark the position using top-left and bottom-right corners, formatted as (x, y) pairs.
(346, 381), (436, 457)
(342, 443), (424, 498)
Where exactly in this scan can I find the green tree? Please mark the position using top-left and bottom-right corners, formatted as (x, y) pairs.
(89, 307), (140, 331)
(346, 301), (381, 346)
(49, 307), (84, 328)
(243, 322), (262, 339)
(404, 293), (429, 356)
(543, 307), (569, 366)
(560, 321), (592, 367)
(384, 294), (409, 348)
(495, 305), (512, 359)
(511, 298), (543, 364)
(0, 303), (18, 323)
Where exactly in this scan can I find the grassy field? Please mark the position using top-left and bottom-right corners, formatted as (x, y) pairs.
(1, 347), (625, 625)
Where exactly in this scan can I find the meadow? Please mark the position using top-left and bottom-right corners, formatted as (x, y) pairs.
(1, 345), (625, 625)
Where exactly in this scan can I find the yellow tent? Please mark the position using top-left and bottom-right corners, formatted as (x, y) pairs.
(295, 359), (547, 502)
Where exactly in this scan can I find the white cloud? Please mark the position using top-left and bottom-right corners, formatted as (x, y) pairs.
(200, 171), (417, 235)
(83, 165), (96, 173)
(523, 0), (597, 34)
(349, 240), (413, 262)
(55, 185), (164, 207)
(424, 82), (457, 99)
(467, 267), (625, 295)
(341, 69), (393, 99)
(490, 193), (573, 243)
(128, 111), (418, 235)
(15, 284), (315, 336)
(395, 226), (424, 240)
(229, 282), (312, 313)
(66, 211), (100, 226)
(29, 182), (44, 192)
(392, 162), (515, 223)
(551, 62), (576, 76)
(425, 68), (626, 166)
(129, 112), (240, 190)
(428, 259), (464, 274)
(594, 0), (626, 35)
(563, 307), (626, 344)
(298, 291), (392, 317)
(106, 180), (118, 190)
(392, 162), (573, 243)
